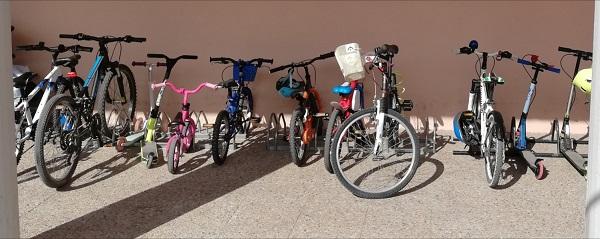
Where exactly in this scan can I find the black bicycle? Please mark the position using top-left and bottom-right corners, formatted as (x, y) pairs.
(33, 33), (145, 188)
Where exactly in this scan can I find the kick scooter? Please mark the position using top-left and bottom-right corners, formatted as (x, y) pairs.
(509, 54), (560, 180)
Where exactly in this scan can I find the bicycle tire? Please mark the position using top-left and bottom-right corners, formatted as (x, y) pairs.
(484, 111), (505, 188)
(289, 108), (307, 166)
(211, 110), (230, 165)
(98, 64), (137, 139)
(167, 135), (181, 174)
(330, 107), (420, 199)
(324, 108), (343, 174)
(33, 94), (80, 188)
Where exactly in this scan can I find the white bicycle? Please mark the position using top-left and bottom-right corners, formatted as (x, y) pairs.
(12, 42), (91, 164)
(453, 40), (512, 187)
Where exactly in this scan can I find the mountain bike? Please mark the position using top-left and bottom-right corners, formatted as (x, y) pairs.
(13, 42), (92, 164)
(508, 54), (560, 180)
(271, 51), (334, 166)
(555, 46), (592, 175)
(329, 44), (418, 199)
(33, 33), (145, 188)
(453, 40), (512, 188)
(153, 80), (218, 174)
(210, 57), (273, 165)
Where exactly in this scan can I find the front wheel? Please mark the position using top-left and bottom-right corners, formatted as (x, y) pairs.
(33, 94), (81, 188)
(484, 112), (505, 188)
(330, 108), (420, 199)
(289, 108), (308, 166)
(211, 110), (230, 165)
(166, 135), (181, 174)
(98, 64), (137, 140)
(324, 108), (343, 174)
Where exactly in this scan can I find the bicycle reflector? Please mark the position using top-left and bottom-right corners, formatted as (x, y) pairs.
(66, 72), (78, 78)
(469, 40), (479, 50)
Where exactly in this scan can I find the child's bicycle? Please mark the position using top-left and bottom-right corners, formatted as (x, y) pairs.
(328, 44), (418, 199)
(508, 54), (560, 180)
(152, 80), (218, 174)
(453, 40), (513, 188)
(13, 42), (92, 164)
(209, 57), (273, 165)
(270, 51), (335, 166)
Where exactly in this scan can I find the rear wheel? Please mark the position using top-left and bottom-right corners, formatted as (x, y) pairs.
(289, 108), (307, 166)
(324, 108), (343, 174)
(211, 110), (230, 165)
(98, 64), (137, 140)
(484, 112), (505, 188)
(34, 95), (81, 188)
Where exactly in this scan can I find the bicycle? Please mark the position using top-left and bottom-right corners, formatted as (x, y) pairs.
(329, 44), (418, 199)
(270, 51), (334, 166)
(33, 33), (145, 188)
(555, 46), (592, 175)
(453, 40), (512, 188)
(508, 54), (560, 180)
(153, 79), (218, 174)
(210, 57), (273, 165)
(13, 42), (92, 164)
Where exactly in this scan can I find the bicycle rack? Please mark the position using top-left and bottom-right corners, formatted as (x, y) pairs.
(421, 116), (439, 155)
(265, 112), (289, 151)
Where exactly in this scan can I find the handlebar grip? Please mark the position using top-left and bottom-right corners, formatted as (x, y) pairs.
(262, 58), (274, 64)
(210, 57), (226, 62)
(270, 65), (288, 73)
(547, 66), (561, 74)
(132, 61), (147, 66)
(78, 45), (93, 52)
(558, 46), (573, 53)
(320, 51), (335, 59)
(157, 62), (167, 67)
(181, 55), (198, 60)
(458, 47), (472, 54)
(148, 53), (166, 59)
(517, 58), (531, 65)
(500, 51), (512, 59)
(383, 44), (399, 54)
(15, 45), (32, 51)
(128, 36), (146, 43)
(59, 34), (76, 39)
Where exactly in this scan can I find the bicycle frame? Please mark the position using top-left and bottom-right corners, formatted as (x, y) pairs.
(289, 66), (322, 144)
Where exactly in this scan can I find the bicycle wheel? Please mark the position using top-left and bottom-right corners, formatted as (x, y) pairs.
(98, 64), (137, 140)
(330, 107), (420, 199)
(33, 94), (81, 188)
(324, 108), (343, 174)
(484, 111), (505, 188)
(211, 110), (230, 165)
(289, 108), (308, 166)
(166, 135), (181, 174)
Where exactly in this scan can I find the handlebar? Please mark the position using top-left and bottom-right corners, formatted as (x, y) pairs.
(457, 47), (513, 60)
(16, 42), (93, 54)
(517, 57), (560, 74)
(151, 82), (219, 94)
(148, 53), (198, 60)
(209, 57), (274, 66)
(558, 46), (592, 59)
(270, 51), (334, 73)
(132, 61), (147, 67)
(59, 33), (146, 44)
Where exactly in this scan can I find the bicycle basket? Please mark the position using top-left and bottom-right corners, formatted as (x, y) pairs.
(335, 43), (366, 81)
(233, 62), (258, 82)
(275, 75), (304, 98)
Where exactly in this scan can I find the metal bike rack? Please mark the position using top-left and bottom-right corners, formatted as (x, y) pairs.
(266, 112), (289, 151)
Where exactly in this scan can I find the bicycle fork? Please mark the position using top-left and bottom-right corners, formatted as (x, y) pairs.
(373, 99), (385, 155)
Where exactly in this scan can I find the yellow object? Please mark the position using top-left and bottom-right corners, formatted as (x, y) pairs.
(573, 68), (592, 95)
(145, 117), (158, 142)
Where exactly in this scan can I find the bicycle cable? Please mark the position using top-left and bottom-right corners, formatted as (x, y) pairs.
(520, 54), (534, 81)
(221, 65), (233, 83)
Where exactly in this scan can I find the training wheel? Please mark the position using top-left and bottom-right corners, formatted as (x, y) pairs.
(116, 137), (126, 152)
(535, 160), (546, 180)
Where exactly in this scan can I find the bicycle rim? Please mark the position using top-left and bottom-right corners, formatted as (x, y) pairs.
(332, 108), (419, 196)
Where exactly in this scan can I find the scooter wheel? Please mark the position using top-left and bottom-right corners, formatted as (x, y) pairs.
(146, 153), (155, 169)
(116, 137), (127, 152)
(535, 160), (546, 180)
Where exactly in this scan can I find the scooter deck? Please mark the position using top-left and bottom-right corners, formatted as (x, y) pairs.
(122, 131), (145, 147)
(561, 149), (587, 175)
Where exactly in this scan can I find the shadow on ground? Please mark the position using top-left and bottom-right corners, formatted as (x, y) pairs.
(33, 133), (291, 238)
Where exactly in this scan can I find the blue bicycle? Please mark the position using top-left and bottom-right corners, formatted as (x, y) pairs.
(210, 57), (273, 165)
(509, 54), (560, 180)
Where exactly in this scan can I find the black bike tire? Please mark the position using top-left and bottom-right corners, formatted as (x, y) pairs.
(98, 64), (137, 139)
(289, 108), (307, 166)
(211, 110), (230, 165)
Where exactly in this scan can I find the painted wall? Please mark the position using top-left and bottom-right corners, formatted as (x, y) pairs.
(10, 1), (594, 133)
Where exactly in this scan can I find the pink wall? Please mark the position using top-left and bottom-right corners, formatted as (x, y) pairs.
(11, 1), (594, 133)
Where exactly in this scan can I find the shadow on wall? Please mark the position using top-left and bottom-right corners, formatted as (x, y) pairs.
(10, 1), (594, 133)
(32, 134), (291, 238)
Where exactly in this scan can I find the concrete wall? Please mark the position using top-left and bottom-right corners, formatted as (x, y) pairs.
(10, 1), (594, 133)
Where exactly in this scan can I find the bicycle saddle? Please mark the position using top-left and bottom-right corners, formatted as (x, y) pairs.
(332, 85), (352, 95)
(54, 55), (81, 67)
(12, 71), (36, 88)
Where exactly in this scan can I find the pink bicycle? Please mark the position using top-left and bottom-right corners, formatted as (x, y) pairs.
(151, 81), (218, 174)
